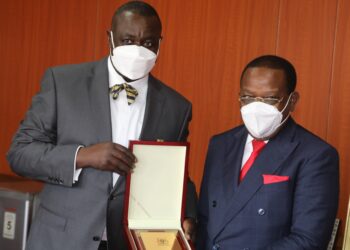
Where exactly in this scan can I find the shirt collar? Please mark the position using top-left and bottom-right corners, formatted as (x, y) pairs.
(107, 56), (149, 89)
(245, 134), (269, 146)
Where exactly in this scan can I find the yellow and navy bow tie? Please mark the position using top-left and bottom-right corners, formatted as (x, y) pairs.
(110, 83), (138, 105)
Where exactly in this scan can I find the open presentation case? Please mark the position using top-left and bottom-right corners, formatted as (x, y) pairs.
(123, 141), (192, 250)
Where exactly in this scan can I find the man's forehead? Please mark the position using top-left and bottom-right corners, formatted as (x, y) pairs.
(115, 11), (160, 33)
(243, 67), (285, 78)
(241, 67), (288, 92)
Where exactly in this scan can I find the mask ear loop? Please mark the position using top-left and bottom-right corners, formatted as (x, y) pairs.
(156, 38), (162, 56)
(108, 30), (120, 75)
(280, 92), (294, 113)
(153, 38), (162, 62)
(278, 92), (294, 126)
(110, 31), (115, 48)
(108, 30), (116, 56)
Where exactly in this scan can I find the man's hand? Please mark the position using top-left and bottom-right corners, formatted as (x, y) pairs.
(183, 217), (196, 242)
(76, 142), (136, 175)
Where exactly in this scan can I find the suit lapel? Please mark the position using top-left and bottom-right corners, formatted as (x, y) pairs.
(111, 176), (126, 196)
(87, 58), (113, 190)
(88, 58), (112, 143)
(222, 128), (247, 200)
(140, 75), (165, 140)
(213, 119), (299, 239)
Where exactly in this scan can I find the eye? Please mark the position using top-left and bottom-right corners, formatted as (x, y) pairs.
(239, 95), (254, 101)
(264, 97), (278, 102)
(122, 39), (133, 45)
(142, 40), (154, 48)
(265, 96), (279, 100)
(262, 97), (282, 105)
(239, 95), (255, 104)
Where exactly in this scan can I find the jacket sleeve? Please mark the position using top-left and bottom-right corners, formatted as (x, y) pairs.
(7, 68), (79, 187)
(177, 103), (192, 142)
(267, 146), (339, 249)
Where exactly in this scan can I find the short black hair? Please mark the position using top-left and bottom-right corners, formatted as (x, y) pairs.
(240, 55), (297, 94)
(111, 1), (162, 31)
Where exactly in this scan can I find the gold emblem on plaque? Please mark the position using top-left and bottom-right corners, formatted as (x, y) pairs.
(136, 230), (183, 250)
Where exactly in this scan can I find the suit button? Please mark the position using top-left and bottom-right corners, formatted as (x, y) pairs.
(93, 236), (100, 241)
(212, 200), (217, 207)
(258, 208), (265, 215)
(243, 248), (250, 250)
(213, 243), (220, 250)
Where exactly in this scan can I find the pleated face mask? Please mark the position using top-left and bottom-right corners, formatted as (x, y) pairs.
(240, 93), (293, 139)
(110, 44), (157, 80)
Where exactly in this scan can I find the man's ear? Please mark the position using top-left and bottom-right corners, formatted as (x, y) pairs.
(289, 91), (299, 112)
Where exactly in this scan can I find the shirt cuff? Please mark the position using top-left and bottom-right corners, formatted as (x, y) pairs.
(73, 145), (84, 183)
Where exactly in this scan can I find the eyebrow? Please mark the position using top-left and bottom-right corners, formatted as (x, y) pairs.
(118, 33), (136, 38)
(117, 33), (159, 40)
(240, 89), (281, 96)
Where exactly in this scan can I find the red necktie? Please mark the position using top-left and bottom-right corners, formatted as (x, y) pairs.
(239, 139), (266, 182)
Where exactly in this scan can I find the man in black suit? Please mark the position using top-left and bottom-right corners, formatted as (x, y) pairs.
(197, 55), (339, 250)
(7, 1), (196, 250)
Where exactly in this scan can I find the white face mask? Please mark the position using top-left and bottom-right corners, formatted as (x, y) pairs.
(240, 94), (292, 139)
(109, 32), (158, 80)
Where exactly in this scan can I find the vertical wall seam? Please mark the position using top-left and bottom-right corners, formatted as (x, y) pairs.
(275, 0), (282, 54)
(93, 0), (101, 60)
(326, 0), (341, 142)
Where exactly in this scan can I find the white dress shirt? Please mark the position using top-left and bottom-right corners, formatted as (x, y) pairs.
(107, 58), (148, 186)
(73, 58), (148, 183)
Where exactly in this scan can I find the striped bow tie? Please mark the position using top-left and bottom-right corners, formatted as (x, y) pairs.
(110, 83), (138, 105)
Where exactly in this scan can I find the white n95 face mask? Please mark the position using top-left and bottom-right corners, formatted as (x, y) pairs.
(240, 94), (292, 139)
(109, 32), (158, 80)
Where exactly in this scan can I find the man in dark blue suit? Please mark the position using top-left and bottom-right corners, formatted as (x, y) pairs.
(197, 55), (339, 250)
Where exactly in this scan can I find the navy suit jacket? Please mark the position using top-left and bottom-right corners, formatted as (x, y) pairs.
(197, 119), (339, 250)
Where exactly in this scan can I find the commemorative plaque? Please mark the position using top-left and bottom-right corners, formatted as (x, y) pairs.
(123, 141), (191, 250)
